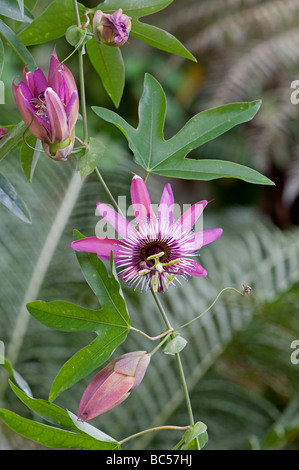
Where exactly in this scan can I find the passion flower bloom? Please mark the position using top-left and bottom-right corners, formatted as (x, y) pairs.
(93, 8), (132, 46)
(72, 175), (223, 293)
(0, 127), (8, 139)
(78, 351), (150, 421)
(12, 49), (79, 161)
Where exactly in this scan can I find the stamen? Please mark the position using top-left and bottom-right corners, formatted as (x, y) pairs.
(165, 273), (177, 286)
(161, 258), (181, 267)
(146, 251), (164, 261)
(29, 93), (49, 121)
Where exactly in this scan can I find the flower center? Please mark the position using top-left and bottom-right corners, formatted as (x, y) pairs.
(136, 243), (183, 293)
(29, 91), (66, 123)
(29, 92), (49, 121)
(140, 241), (170, 266)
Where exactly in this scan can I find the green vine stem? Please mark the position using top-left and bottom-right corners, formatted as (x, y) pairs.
(151, 289), (200, 449)
(119, 424), (189, 446)
(73, 0), (88, 144)
(94, 167), (123, 215)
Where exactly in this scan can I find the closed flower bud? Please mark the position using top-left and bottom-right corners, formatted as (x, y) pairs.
(93, 8), (131, 47)
(78, 351), (150, 421)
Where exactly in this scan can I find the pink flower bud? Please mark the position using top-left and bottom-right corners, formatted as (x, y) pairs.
(78, 351), (150, 421)
(93, 8), (132, 47)
(12, 48), (79, 161)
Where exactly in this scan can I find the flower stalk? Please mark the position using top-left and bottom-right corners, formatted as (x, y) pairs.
(151, 289), (200, 449)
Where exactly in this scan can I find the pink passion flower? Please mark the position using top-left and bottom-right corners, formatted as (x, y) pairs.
(12, 49), (79, 161)
(71, 175), (223, 293)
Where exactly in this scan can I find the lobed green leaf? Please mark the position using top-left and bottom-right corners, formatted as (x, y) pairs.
(92, 73), (274, 185)
(28, 232), (131, 402)
(27, 300), (129, 333)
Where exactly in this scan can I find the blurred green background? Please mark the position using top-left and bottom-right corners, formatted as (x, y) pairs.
(1, 0), (299, 450)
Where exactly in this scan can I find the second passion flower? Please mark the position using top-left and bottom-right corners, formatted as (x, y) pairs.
(71, 175), (223, 293)
(12, 48), (79, 161)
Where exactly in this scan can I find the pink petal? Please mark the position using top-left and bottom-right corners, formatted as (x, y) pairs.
(97, 203), (134, 239)
(33, 68), (48, 95)
(188, 262), (208, 277)
(131, 354), (151, 391)
(44, 87), (68, 142)
(23, 98), (51, 134)
(48, 55), (78, 130)
(130, 175), (155, 224)
(114, 354), (142, 376)
(16, 80), (33, 100)
(188, 228), (223, 251)
(13, 81), (50, 141)
(59, 63), (78, 102)
(65, 90), (79, 130)
(58, 77), (67, 102)
(79, 372), (134, 420)
(48, 49), (77, 103)
(71, 237), (120, 260)
(158, 183), (174, 227)
(175, 200), (208, 237)
(48, 49), (62, 93)
(23, 69), (35, 95)
(78, 362), (115, 416)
